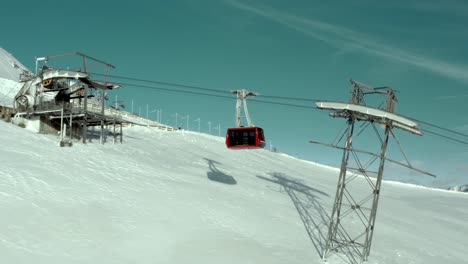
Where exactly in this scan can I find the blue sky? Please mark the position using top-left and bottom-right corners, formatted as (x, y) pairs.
(1, 0), (467, 187)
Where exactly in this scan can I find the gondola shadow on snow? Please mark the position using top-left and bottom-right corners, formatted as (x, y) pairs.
(204, 158), (237, 185)
(257, 173), (331, 259)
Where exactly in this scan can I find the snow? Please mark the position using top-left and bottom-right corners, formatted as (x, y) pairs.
(0, 48), (33, 108)
(0, 48), (32, 82)
(0, 120), (467, 264)
(86, 103), (172, 129)
(0, 78), (22, 108)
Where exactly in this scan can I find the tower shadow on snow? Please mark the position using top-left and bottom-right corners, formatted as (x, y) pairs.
(257, 173), (332, 260)
(204, 158), (237, 185)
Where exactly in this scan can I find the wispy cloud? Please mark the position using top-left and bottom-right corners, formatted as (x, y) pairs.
(406, 1), (468, 19)
(226, 0), (468, 84)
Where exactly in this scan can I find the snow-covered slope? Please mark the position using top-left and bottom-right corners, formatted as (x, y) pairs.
(0, 48), (33, 107)
(0, 48), (31, 82)
(0, 120), (467, 264)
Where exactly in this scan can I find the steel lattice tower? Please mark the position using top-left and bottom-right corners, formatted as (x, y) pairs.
(315, 80), (427, 263)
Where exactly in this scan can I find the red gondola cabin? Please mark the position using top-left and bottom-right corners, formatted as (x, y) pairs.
(225, 127), (266, 149)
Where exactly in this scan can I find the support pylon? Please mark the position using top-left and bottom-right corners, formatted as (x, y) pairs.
(318, 80), (421, 263)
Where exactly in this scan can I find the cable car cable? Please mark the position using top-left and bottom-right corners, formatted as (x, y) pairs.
(420, 129), (468, 145)
(95, 73), (468, 145)
(117, 82), (233, 100)
(258, 94), (320, 102)
(117, 82), (319, 110)
(415, 119), (468, 139)
(119, 81), (468, 145)
(92, 73), (232, 95)
(251, 98), (318, 110)
(90, 72), (320, 102)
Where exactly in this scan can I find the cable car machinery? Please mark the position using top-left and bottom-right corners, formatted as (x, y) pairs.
(14, 52), (123, 146)
(225, 89), (265, 149)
